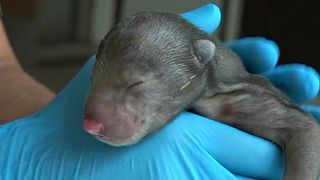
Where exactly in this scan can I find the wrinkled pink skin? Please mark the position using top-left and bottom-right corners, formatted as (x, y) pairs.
(84, 101), (143, 139)
(83, 98), (147, 146)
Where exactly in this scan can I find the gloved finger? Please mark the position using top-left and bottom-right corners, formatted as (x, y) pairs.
(226, 37), (320, 105)
(171, 112), (284, 180)
(180, 3), (221, 35)
(300, 105), (320, 123)
(264, 64), (319, 104)
(226, 37), (279, 74)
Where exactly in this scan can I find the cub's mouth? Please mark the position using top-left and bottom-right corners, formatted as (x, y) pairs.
(86, 121), (148, 147)
(92, 132), (142, 147)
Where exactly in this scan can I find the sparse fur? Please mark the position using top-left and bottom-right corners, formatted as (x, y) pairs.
(86, 11), (320, 179)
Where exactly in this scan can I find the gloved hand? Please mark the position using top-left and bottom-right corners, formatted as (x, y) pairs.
(1, 4), (319, 180)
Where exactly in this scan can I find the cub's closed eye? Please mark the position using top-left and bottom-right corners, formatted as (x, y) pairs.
(128, 81), (144, 89)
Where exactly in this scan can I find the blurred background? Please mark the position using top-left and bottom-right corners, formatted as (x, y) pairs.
(1, 0), (320, 93)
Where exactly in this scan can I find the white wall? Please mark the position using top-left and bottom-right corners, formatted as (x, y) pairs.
(122, 0), (221, 17)
(35, 0), (74, 43)
(89, 0), (225, 46)
(89, 0), (115, 46)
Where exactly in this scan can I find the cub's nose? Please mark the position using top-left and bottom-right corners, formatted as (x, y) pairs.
(83, 118), (103, 134)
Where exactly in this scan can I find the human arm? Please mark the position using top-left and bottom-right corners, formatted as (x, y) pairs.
(0, 9), (55, 124)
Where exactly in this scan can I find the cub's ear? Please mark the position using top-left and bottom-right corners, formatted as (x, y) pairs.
(193, 39), (215, 64)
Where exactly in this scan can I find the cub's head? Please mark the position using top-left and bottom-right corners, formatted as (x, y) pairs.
(83, 12), (216, 146)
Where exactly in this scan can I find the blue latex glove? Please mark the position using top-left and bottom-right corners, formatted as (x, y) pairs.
(1, 4), (319, 180)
